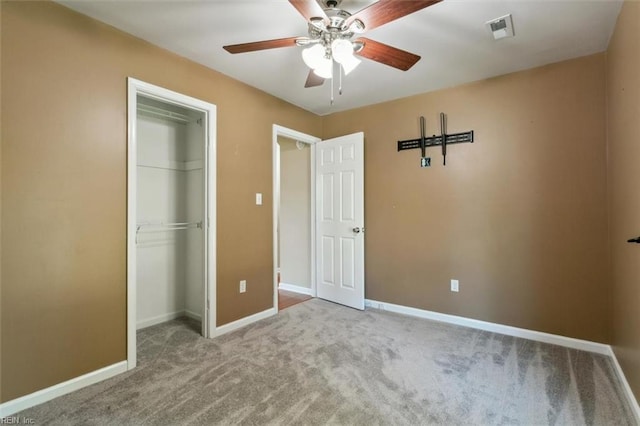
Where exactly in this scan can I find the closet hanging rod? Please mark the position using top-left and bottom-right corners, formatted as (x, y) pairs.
(137, 104), (190, 123)
(135, 222), (202, 244)
(136, 221), (202, 233)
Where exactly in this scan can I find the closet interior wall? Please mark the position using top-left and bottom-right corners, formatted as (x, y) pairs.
(136, 96), (204, 330)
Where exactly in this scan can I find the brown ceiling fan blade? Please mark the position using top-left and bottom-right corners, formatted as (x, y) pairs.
(289, 0), (328, 22)
(354, 37), (421, 71)
(304, 70), (325, 88)
(223, 37), (301, 54)
(347, 0), (441, 32)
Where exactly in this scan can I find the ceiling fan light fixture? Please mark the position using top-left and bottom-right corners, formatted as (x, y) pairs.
(302, 44), (325, 69)
(340, 55), (361, 75)
(331, 38), (360, 75)
(313, 56), (333, 79)
(331, 39), (354, 64)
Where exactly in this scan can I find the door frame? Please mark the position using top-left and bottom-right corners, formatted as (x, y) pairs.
(127, 78), (217, 370)
(272, 125), (321, 312)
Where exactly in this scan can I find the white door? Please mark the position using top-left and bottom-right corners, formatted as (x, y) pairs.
(315, 132), (364, 310)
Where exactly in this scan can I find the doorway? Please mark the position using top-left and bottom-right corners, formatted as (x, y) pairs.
(127, 78), (216, 370)
(272, 126), (365, 312)
(273, 126), (320, 311)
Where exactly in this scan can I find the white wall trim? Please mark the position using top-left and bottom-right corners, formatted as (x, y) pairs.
(608, 347), (640, 423)
(135, 310), (202, 329)
(0, 361), (127, 418)
(365, 299), (610, 355)
(309, 141), (317, 300)
(0, 304), (272, 416)
(211, 308), (276, 337)
(365, 299), (640, 413)
(279, 282), (314, 296)
(185, 310), (202, 322)
(136, 311), (186, 330)
(126, 78), (139, 370)
(3, 304), (637, 420)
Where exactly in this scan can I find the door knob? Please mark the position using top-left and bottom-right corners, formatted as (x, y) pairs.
(353, 227), (361, 234)
(627, 237), (640, 243)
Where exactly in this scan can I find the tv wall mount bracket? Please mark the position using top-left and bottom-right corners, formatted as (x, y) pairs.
(397, 113), (474, 166)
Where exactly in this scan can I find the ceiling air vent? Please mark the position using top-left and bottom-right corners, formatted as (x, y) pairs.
(486, 14), (514, 40)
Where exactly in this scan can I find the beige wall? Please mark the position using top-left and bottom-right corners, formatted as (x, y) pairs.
(0, 1), (321, 402)
(279, 138), (311, 289)
(0, 0), (3, 405)
(2, 0), (637, 408)
(323, 53), (609, 343)
(607, 1), (640, 401)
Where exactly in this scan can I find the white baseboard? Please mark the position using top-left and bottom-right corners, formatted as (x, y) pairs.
(3, 302), (637, 422)
(279, 282), (314, 296)
(365, 299), (640, 416)
(608, 347), (640, 423)
(137, 310), (188, 330)
(0, 361), (127, 418)
(211, 307), (276, 337)
(0, 306), (273, 417)
(185, 310), (202, 322)
(365, 299), (610, 355)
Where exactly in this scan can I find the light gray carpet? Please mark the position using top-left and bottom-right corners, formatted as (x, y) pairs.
(18, 299), (635, 425)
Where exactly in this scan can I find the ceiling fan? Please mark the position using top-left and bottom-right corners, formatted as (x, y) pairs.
(223, 0), (442, 89)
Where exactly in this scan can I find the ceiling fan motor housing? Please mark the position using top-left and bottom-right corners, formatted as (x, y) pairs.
(323, 0), (342, 9)
(308, 4), (364, 53)
(326, 10), (351, 31)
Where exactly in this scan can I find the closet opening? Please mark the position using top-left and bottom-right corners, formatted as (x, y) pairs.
(127, 78), (216, 370)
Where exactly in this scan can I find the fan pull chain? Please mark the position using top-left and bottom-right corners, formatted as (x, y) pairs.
(330, 66), (335, 105)
(339, 64), (343, 96)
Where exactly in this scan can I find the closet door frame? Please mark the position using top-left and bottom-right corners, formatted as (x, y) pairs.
(126, 78), (217, 370)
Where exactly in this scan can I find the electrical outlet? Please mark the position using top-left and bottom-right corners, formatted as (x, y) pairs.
(451, 279), (459, 292)
(239, 280), (247, 293)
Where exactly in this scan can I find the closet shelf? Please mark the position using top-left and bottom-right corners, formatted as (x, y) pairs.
(138, 104), (190, 124)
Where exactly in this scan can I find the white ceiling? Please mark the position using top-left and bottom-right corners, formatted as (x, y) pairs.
(58, 0), (622, 116)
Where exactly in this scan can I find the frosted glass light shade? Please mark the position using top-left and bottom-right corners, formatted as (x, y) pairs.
(340, 55), (361, 75)
(302, 44), (325, 70)
(313, 57), (333, 79)
(331, 39), (354, 64)
(331, 39), (360, 75)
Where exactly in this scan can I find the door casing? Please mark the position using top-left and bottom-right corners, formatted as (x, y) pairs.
(272, 125), (321, 311)
(272, 126), (365, 311)
(127, 78), (217, 369)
